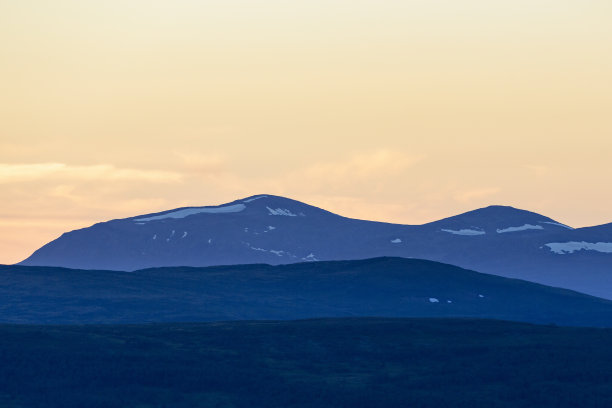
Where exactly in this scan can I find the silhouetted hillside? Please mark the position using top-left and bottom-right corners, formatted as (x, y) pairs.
(2, 257), (612, 326)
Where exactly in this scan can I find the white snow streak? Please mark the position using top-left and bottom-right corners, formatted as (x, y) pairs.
(266, 207), (298, 216)
(302, 253), (318, 261)
(545, 241), (612, 254)
(429, 298), (439, 303)
(243, 195), (268, 202)
(244, 242), (287, 257)
(540, 221), (574, 230)
(441, 228), (485, 236)
(249, 246), (267, 252)
(135, 204), (246, 221)
(391, 238), (402, 243)
(496, 224), (543, 233)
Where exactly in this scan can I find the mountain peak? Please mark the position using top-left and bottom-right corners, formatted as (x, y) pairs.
(128, 194), (336, 223)
(426, 204), (572, 233)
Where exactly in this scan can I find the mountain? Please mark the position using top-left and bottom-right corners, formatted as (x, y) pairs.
(2, 257), (612, 326)
(19, 194), (612, 298)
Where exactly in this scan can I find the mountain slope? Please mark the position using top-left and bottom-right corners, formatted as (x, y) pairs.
(3, 257), (612, 326)
(19, 194), (612, 298)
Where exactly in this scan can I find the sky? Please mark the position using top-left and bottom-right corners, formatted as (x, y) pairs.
(1, 0), (611, 264)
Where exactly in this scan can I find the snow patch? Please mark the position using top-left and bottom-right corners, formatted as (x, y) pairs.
(243, 195), (267, 203)
(266, 207), (298, 217)
(540, 221), (574, 230)
(244, 242), (291, 258)
(447, 300), (452, 304)
(267, 226), (276, 231)
(429, 298), (439, 303)
(152, 234), (157, 240)
(545, 241), (612, 255)
(249, 246), (267, 252)
(478, 294), (484, 298)
(441, 228), (485, 236)
(181, 231), (188, 239)
(135, 204), (246, 221)
(496, 224), (543, 233)
(302, 253), (318, 262)
(390, 238), (402, 244)
(208, 238), (212, 244)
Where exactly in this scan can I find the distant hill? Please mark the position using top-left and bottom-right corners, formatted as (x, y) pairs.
(18, 194), (612, 298)
(2, 257), (612, 326)
(2, 318), (612, 407)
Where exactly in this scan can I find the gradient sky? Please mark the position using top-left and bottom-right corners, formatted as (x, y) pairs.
(1, 0), (611, 264)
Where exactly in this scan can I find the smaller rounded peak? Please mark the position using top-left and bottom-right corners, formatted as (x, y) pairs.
(471, 205), (540, 217)
(427, 204), (570, 232)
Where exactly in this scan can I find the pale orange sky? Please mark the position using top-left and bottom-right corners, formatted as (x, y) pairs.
(1, 0), (611, 264)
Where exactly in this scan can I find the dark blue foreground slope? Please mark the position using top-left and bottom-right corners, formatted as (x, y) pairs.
(2, 257), (612, 326)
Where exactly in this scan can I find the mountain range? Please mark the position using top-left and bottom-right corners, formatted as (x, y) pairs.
(19, 194), (612, 298)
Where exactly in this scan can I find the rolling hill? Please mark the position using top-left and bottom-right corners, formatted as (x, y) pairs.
(3, 257), (612, 326)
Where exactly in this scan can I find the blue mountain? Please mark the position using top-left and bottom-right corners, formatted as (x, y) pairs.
(19, 194), (612, 298)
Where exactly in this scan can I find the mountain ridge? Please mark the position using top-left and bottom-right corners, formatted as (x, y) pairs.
(3, 257), (612, 326)
(19, 194), (612, 298)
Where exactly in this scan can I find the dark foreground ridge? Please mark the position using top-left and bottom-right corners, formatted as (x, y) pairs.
(2, 257), (612, 327)
(2, 318), (612, 408)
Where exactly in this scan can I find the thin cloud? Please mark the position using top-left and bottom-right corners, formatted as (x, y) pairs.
(523, 164), (551, 177)
(305, 150), (423, 180)
(0, 163), (182, 183)
(294, 150), (425, 193)
(172, 152), (227, 175)
(454, 187), (501, 203)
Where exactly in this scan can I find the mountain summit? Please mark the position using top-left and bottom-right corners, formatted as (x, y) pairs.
(19, 194), (612, 298)
(428, 205), (571, 234)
